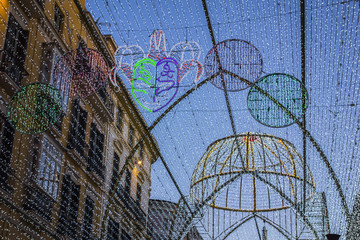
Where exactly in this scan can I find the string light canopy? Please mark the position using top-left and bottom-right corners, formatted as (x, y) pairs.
(204, 39), (263, 91)
(7, 83), (62, 134)
(247, 73), (309, 128)
(190, 132), (315, 212)
(52, 46), (108, 98)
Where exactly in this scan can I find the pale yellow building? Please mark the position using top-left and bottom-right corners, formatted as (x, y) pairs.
(0, 0), (159, 239)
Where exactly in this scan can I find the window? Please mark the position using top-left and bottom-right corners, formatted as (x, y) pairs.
(125, 169), (131, 194)
(111, 153), (120, 190)
(116, 107), (122, 131)
(58, 175), (80, 239)
(107, 217), (119, 240)
(139, 142), (144, 159)
(0, 114), (15, 189)
(68, 100), (87, 156)
(1, 14), (29, 85)
(121, 229), (131, 240)
(82, 196), (94, 240)
(88, 123), (105, 179)
(41, 43), (70, 113)
(128, 126), (134, 148)
(136, 183), (141, 205)
(53, 4), (64, 34)
(37, 137), (62, 199)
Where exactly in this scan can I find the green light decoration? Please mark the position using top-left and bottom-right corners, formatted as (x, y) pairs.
(247, 73), (309, 128)
(132, 58), (157, 112)
(7, 82), (62, 134)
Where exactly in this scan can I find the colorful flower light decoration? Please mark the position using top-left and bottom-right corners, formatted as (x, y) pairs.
(110, 30), (203, 112)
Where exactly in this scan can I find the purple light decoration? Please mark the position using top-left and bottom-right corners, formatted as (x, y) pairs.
(153, 57), (179, 113)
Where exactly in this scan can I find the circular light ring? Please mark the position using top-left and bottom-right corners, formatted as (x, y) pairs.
(7, 82), (62, 134)
(204, 39), (263, 91)
(247, 73), (309, 128)
(53, 47), (108, 98)
(190, 132), (315, 212)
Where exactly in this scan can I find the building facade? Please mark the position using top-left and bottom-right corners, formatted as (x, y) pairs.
(148, 199), (203, 240)
(0, 0), (159, 239)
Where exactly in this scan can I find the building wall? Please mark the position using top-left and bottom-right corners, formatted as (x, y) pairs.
(0, 0), (159, 239)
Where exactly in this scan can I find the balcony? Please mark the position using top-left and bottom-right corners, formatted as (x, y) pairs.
(84, 87), (114, 123)
(115, 183), (147, 226)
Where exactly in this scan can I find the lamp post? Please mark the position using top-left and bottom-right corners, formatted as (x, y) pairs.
(326, 234), (340, 240)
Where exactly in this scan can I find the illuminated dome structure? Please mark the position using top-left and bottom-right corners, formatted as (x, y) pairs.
(190, 132), (315, 212)
(170, 133), (329, 240)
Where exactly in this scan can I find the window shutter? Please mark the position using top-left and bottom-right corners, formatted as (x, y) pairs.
(58, 175), (80, 239)
(2, 14), (29, 84)
(107, 218), (119, 240)
(0, 118), (15, 185)
(82, 196), (94, 240)
(78, 107), (87, 155)
(88, 123), (96, 166)
(68, 100), (79, 149)
(125, 169), (131, 194)
(111, 153), (120, 189)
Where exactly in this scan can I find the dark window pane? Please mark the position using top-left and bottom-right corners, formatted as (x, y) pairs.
(111, 153), (120, 190)
(53, 4), (64, 34)
(107, 218), (119, 240)
(136, 183), (141, 205)
(121, 229), (131, 240)
(58, 175), (80, 239)
(116, 108), (122, 131)
(68, 100), (87, 156)
(128, 126), (134, 148)
(82, 196), (94, 240)
(88, 123), (105, 179)
(0, 114), (15, 189)
(125, 169), (131, 194)
(1, 14), (29, 85)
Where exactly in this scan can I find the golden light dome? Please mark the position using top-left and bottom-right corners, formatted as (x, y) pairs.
(190, 132), (315, 212)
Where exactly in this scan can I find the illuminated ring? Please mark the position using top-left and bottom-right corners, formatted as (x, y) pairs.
(53, 47), (108, 98)
(247, 73), (309, 128)
(204, 39), (263, 91)
(7, 82), (62, 134)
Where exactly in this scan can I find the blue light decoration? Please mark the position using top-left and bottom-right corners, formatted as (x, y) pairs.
(247, 73), (309, 128)
(132, 58), (179, 113)
(7, 82), (62, 134)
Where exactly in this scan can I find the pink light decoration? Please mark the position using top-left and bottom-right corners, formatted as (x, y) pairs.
(53, 46), (108, 98)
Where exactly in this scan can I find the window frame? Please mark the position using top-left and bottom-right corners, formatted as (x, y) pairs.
(116, 107), (123, 131)
(136, 183), (141, 205)
(36, 136), (63, 200)
(82, 196), (95, 240)
(128, 126), (134, 148)
(53, 3), (64, 34)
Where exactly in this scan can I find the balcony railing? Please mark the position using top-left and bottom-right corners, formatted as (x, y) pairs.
(115, 183), (146, 225)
